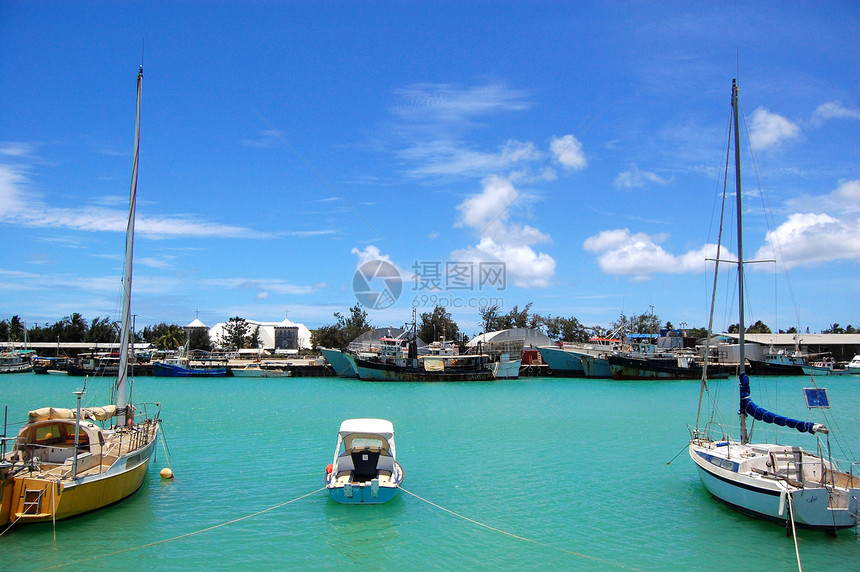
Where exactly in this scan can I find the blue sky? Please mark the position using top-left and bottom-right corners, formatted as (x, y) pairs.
(1, 1), (858, 337)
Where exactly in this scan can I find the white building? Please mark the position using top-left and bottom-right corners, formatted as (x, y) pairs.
(192, 318), (313, 354)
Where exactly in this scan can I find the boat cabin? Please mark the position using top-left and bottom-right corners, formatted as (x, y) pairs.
(11, 418), (105, 467)
(331, 419), (397, 482)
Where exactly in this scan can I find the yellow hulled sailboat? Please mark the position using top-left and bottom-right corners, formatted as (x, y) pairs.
(0, 67), (161, 527)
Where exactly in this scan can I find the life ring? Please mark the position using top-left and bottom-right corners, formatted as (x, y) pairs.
(326, 463), (333, 474)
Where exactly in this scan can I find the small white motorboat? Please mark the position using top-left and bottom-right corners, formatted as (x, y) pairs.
(325, 418), (404, 504)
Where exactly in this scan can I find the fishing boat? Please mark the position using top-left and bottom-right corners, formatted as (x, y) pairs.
(352, 335), (496, 382)
(67, 352), (122, 377)
(324, 418), (404, 504)
(152, 350), (228, 377)
(538, 335), (631, 378)
(32, 357), (70, 375)
(319, 347), (359, 378)
(608, 352), (733, 380)
(0, 66), (162, 527)
(688, 80), (859, 532)
(0, 352), (33, 374)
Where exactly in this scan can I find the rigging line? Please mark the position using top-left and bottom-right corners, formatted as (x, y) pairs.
(698, 108), (734, 431)
(738, 98), (801, 329)
(35, 487), (328, 571)
(253, 109), (391, 250)
(399, 487), (641, 571)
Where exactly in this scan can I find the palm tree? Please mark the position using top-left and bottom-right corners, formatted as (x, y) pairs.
(155, 325), (186, 350)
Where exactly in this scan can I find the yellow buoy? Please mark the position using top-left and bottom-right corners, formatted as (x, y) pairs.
(160, 467), (174, 479)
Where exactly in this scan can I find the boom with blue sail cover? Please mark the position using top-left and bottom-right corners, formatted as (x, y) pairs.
(739, 372), (826, 435)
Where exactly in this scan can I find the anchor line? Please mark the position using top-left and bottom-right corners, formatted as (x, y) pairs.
(399, 487), (640, 570)
(158, 421), (173, 471)
(35, 487), (327, 570)
(784, 489), (803, 572)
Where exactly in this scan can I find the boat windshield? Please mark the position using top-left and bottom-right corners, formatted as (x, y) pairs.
(343, 434), (388, 452)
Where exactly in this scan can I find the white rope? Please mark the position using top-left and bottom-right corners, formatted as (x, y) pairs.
(785, 490), (803, 572)
(400, 487), (640, 570)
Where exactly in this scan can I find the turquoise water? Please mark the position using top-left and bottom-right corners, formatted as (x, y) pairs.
(1, 372), (858, 571)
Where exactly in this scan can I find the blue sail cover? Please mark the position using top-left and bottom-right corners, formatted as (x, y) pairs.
(739, 372), (816, 434)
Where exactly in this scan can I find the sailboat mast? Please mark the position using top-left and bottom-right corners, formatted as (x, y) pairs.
(732, 79), (749, 445)
(117, 66), (142, 427)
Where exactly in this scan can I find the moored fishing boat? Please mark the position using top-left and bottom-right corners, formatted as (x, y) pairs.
(0, 352), (33, 374)
(0, 66), (162, 527)
(319, 347), (359, 378)
(152, 351), (228, 377)
(608, 353), (732, 380)
(352, 335), (495, 382)
(325, 418), (404, 504)
(688, 80), (859, 533)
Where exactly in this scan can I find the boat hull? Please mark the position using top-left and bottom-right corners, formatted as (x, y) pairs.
(608, 355), (731, 380)
(231, 367), (290, 377)
(746, 359), (804, 376)
(689, 443), (860, 530)
(537, 346), (585, 377)
(327, 482), (401, 504)
(354, 358), (494, 382)
(152, 362), (227, 377)
(578, 354), (612, 378)
(491, 359), (522, 380)
(320, 348), (359, 378)
(1, 424), (159, 524)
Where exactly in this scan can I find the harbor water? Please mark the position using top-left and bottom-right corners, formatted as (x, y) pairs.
(1, 372), (858, 571)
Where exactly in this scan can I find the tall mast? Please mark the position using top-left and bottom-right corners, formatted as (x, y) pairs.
(733, 79), (749, 445)
(117, 66), (142, 427)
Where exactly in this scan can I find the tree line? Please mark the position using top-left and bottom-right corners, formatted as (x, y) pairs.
(3, 310), (854, 354)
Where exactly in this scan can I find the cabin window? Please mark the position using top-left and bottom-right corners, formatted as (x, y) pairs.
(34, 424), (64, 444)
(352, 437), (383, 450)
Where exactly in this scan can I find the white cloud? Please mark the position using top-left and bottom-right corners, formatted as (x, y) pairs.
(812, 101), (860, 123)
(0, 162), (270, 239)
(453, 175), (555, 288)
(614, 163), (670, 189)
(403, 139), (540, 178)
(583, 228), (722, 280)
(755, 213), (860, 269)
(785, 179), (860, 215)
(204, 277), (317, 295)
(749, 107), (801, 150)
(550, 135), (586, 170)
(392, 82), (531, 124)
(0, 142), (35, 157)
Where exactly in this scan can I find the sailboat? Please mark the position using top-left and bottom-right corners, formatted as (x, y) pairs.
(688, 80), (859, 532)
(0, 67), (162, 526)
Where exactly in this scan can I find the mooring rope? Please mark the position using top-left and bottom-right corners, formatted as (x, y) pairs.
(158, 420), (173, 472)
(400, 487), (640, 570)
(784, 489), (803, 572)
(35, 486), (326, 570)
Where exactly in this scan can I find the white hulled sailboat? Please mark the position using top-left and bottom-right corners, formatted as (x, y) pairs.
(688, 80), (859, 533)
